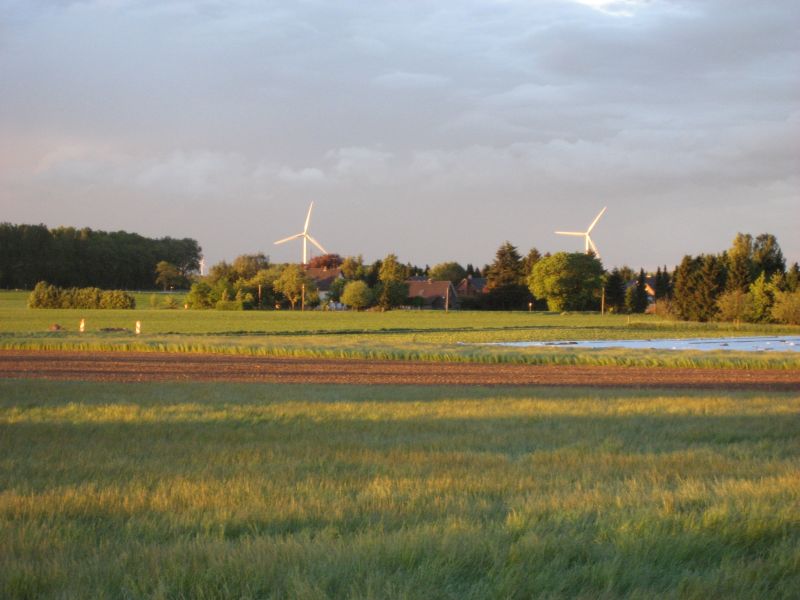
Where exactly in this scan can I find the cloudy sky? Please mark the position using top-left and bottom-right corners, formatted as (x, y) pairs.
(1, 0), (798, 270)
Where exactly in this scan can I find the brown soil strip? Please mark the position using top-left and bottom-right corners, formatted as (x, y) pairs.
(1, 350), (798, 391)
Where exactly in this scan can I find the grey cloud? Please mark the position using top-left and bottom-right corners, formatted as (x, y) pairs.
(1, 0), (797, 268)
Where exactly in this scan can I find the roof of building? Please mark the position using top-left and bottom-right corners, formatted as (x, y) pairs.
(304, 267), (343, 292)
(456, 276), (487, 294)
(406, 279), (457, 301)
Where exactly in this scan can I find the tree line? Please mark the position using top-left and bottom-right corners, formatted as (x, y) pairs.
(0, 223), (201, 290)
(6, 221), (798, 324)
(182, 232), (799, 325)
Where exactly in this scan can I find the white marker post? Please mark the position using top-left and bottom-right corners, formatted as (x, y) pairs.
(79, 318), (85, 333)
(135, 321), (141, 335)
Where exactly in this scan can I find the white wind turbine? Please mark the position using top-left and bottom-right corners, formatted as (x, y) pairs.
(555, 207), (607, 258)
(274, 201), (328, 264)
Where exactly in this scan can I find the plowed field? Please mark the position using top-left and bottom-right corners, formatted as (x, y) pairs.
(2, 350), (799, 390)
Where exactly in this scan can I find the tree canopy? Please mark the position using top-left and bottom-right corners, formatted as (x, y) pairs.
(484, 242), (530, 309)
(530, 252), (603, 311)
(0, 223), (201, 290)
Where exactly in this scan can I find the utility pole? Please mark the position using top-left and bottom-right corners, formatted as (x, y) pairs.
(445, 285), (450, 313)
(301, 284), (305, 312)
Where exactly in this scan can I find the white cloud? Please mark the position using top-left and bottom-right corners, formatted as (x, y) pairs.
(325, 147), (393, 181)
(570, 0), (645, 17)
(277, 166), (327, 184)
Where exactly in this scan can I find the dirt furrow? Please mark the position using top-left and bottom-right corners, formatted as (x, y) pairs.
(1, 350), (799, 390)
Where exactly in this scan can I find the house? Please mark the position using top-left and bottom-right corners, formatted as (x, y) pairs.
(304, 267), (343, 301)
(456, 275), (487, 298)
(405, 279), (459, 310)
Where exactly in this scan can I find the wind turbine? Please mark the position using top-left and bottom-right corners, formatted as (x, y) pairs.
(555, 207), (607, 258)
(274, 201), (328, 264)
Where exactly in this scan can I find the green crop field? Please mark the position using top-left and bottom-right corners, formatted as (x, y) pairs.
(2, 291), (799, 369)
(1, 380), (798, 598)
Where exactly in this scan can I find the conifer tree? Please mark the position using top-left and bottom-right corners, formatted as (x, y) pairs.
(603, 268), (626, 313)
(485, 242), (530, 310)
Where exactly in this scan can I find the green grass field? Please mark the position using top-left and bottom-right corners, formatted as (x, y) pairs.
(1, 380), (798, 599)
(2, 291), (799, 369)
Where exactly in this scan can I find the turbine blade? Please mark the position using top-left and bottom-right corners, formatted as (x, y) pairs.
(555, 231), (585, 236)
(307, 234), (328, 255)
(303, 201), (314, 234)
(586, 206), (607, 233)
(274, 233), (303, 245)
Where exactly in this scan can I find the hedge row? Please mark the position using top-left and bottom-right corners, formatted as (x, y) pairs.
(28, 281), (136, 309)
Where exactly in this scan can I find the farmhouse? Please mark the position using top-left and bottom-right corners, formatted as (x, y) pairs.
(304, 267), (343, 302)
(456, 275), (487, 298)
(406, 279), (458, 310)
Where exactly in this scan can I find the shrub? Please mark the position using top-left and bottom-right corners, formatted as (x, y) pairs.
(715, 289), (753, 323)
(27, 281), (135, 309)
(186, 282), (214, 309)
(28, 282), (60, 308)
(215, 299), (244, 311)
(341, 280), (373, 310)
(771, 291), (800, 325)
(100, 290), (136, 309)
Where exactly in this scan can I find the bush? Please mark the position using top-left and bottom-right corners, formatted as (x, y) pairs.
(100, 290), (136, 309)
(341, 280), (373, 310)
(771, 291), (800, 325)
(215, 299), (244, 311)
(28, 282), (60, 308)
(28, 281), (135, 309)
(715, 289), (753, 323)
(186, 282), (214, 309)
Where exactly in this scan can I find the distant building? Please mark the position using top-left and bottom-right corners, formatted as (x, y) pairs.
(305, 267), (343, 301)
(405, 279), (458, 310)
(456, 275), (487, 298)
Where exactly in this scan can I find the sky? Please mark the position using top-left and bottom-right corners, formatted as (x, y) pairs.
(1, 0), (798, 271)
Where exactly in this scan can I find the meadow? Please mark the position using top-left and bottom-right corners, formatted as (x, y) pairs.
(2, 291), (799, 369)
(1, 380), (798, 599)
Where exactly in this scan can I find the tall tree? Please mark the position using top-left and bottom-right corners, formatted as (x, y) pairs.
(307, 253), (343, 269)
(340, 255), (366, 281)
(273, 264), (315, 310)
(725, 233), (754, 293)
(625, 269), (649, 314)
(154, 261), (186, 291)
(530, 252), (604, 312)
(429, 262), (466, 284)
(603, 268), (626, 313)
(752, 233), (785, 280)
(785, 263), (800, 293)
(232, 253), (270, 280)
(670, 255), (701, 321)
(653, 266), (671, 300)
(522, 248), (542, 276)
(378, 253), (407, 283)
(485, 242), (529, 310)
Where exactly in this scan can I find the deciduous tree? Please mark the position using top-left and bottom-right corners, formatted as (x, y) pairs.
(341, 280), (373, 310)
(530, 252), (603, 312)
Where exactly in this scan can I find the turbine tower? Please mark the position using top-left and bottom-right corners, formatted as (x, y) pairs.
(555, 207), (607, 258)
(274, 201), (328, 264)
